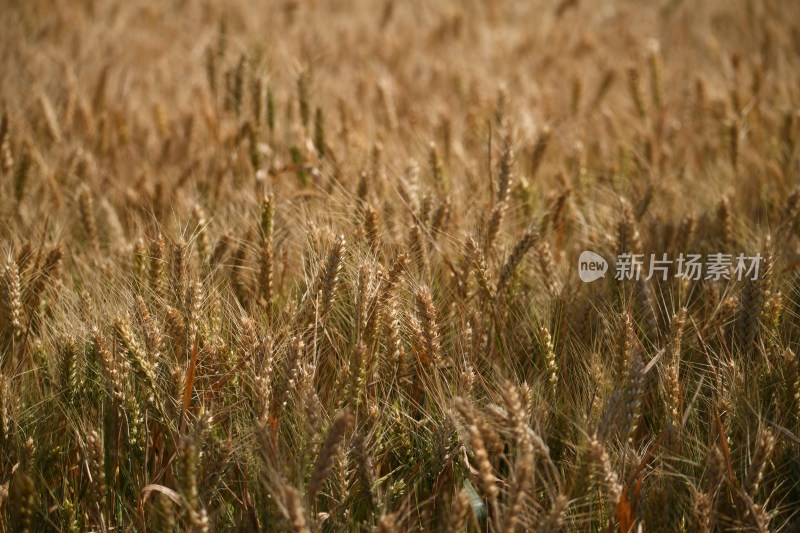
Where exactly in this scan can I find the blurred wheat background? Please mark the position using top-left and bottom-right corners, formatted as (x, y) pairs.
(1, 0), (800, 531)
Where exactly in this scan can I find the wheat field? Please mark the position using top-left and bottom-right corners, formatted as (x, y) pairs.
(1, 0), (799, 531)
